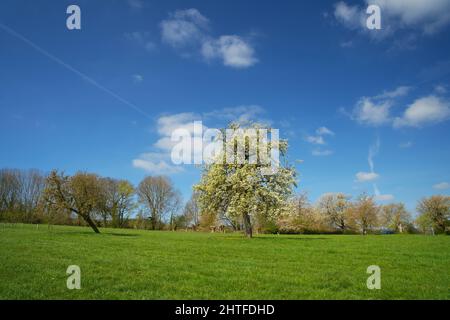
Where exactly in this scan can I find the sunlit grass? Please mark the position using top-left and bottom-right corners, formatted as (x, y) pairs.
(0, 223), (448, 299)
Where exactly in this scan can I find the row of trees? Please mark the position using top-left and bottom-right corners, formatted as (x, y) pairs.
(273, 192), (449, 235)
(187, 190), (449, 236)
(0, 168), (448, 236)
(190, 123), (448, 237)
(0, 169), (183, 233)
(0, 169), (46, 223)
(1, 124), (449, 237)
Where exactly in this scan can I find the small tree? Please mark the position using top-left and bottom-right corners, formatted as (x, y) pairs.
(317, 193), (351, 232)
(0, 169), (21, 218)
(168, 195), (182, 231)
(99, 178), (135, 228)
(415, 211), (434, 234)
(349, 194), (379, 235)
(195, 123), (296, 238)
(137, 176), (180, 230)
(277, 193), (325, 234)
(42, 170), (102, 233)
(380, 203), (411, 233)
(183, 191), (201, 227)
(0, 168), (46, 223)
(416, 195), (449, 234)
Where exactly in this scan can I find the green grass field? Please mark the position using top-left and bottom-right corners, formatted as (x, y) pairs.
(0, 223), (448, 300)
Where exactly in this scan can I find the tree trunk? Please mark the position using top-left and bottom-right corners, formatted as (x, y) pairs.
(118, 211), (124, 228)
(83, 215), (100, 233)
(340, 221), (345, 233)
(243, 212), (253, 238)
(170, 213), (174, 231)
(150, 213), (157, 230)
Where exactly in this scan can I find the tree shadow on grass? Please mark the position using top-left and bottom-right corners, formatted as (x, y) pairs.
(209, 234), (330, 241)
(47, 230), (99, 236)
(49, 230), (140, 237)
(253, 236), (329, 241)
(106, 233), (140, 237)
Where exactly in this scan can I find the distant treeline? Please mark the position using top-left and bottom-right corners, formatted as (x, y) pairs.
(0, 168), (448, 235)
(0, 168), (184, 232)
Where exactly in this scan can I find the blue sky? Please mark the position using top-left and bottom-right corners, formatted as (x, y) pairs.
(1, 0), (449, 214)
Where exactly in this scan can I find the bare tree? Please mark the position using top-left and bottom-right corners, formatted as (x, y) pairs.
(18, 169), (46, 221)
(137, 176), (180, 230)
(0, 169), (21, 217)
(168, 193), (182, 231)
(183, 191), (200, 227)
(0, 169), (46, 222)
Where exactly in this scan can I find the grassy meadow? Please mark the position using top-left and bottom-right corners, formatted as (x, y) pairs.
(0, 223), (449, 300)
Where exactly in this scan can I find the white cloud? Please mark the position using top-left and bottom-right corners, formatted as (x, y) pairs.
(355, 143), (392, 201)
(156, 112), (198, 136)
(350, 86), (409, 126)
(306, 135), (325, 145)
(334, 2), (365, 29)
(153, 112), (207, 155)
(333, 0), (450, 39)
(433, 182), (450, 190)
(312, 149), (333, 156)
(160, 9), (257, 69)
(355, 137), (380, 182)
(352, 97), (392, 126)
(373, 184), (394, 202)
(394, 95), (450, 128)
(355, 171), (379, 182)
(306, 127), (335, 154)
(316, 126), (335, 136)
(376, 86), (411, 99)
(204, 105), (266, 123)
(202, 35), (258, 68)
(368, 0), (450, 34)
(133, 113), (200, 175)
(132, 153), (184, 175)
(133, 106), (268, 174)
(160, 9), (209, 47)
(306, 126), (335, 145)
(172, 8), (209, 27)
(368, 137), (380, 173)
(347, 87), (450, 129)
